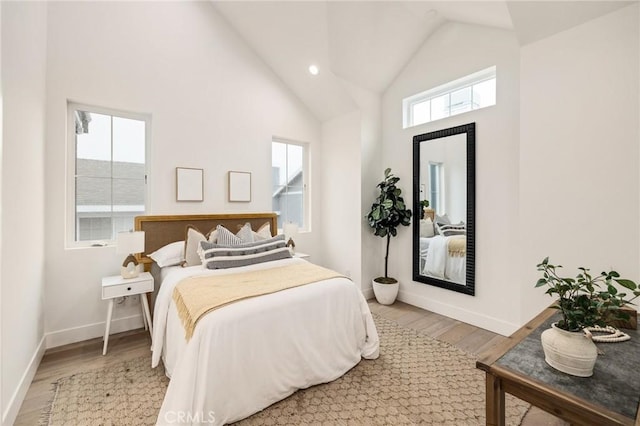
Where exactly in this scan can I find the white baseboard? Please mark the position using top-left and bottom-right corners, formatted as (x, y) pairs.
(397, 289), (520, 336)
(2, 336), (46, 426)
(45, 314), (145, 349)
(361, 287), (374, 300)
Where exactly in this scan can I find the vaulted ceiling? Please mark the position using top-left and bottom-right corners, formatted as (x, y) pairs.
(213, 1), (634, 121)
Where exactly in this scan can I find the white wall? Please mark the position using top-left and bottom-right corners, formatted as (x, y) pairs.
(382, 22), (521, 335)
(382, 7), (639, 335)
(0, 3), (4, 421)
(355, 86), (383, 297)
(44, 1), (320, 347)
(518, 4), (640, 324)
(1, 1), (48, 423)
(318, 79), (383, 296)
(320, 110), (362, 285)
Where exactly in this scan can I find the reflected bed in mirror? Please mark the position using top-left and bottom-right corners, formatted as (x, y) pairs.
(412, 123), (475, 295)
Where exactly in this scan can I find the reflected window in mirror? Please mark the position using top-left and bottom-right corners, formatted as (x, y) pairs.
(412, 123), (475, 296)
(428, 162), (444, 213)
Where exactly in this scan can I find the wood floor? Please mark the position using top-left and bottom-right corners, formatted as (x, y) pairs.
(14, 300), (565, 425)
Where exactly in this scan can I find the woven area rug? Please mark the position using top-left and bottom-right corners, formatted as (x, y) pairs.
(42, 316), (529, 425)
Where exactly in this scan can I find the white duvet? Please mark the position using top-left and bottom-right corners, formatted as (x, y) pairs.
(152, 257), (379, 426)
(422, 235), (466, 284)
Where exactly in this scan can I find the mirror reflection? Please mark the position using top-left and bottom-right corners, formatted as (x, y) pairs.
(413, 123), (475, 295)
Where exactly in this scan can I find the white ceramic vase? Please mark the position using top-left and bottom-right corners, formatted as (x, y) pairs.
(540, 323), (598, 377)
(372, 278), (399, 305)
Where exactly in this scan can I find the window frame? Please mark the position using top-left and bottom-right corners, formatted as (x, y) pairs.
(271, 137), (310, 233)
(66, 101), (151, 248)
(403, 66), (496, 129)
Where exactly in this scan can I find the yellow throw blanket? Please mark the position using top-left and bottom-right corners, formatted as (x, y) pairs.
(173, 262), (345, 340)
(447, 236), (466, 257)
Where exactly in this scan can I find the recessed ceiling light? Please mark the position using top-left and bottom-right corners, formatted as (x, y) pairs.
(308, 65), (319, 76)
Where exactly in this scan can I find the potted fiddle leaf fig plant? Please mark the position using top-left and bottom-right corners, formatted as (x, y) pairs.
(366, 168), (412, 305)
(535, 257), (640, 377)
(419, 200), (430, 219)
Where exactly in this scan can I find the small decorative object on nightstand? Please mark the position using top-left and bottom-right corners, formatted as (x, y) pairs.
(283, 222), (298, 255)
(102, 272), (154, 355)
(116, 230), (145, 279)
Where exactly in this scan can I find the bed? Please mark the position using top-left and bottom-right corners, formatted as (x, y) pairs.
(420, 235), (466, 285)
(134, 213), (379, 426)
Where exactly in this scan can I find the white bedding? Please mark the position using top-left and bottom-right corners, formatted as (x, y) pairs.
(152, 257), (379, 426)
(422, 235), (466, 284)
(160, 265), (182, 283)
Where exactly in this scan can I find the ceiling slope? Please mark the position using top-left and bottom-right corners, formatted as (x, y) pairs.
(507, 1), (634, 45)
(212, 1), (635, 122)
(214, 1), (357, 122)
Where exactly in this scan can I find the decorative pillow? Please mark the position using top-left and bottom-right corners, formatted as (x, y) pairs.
(419, 218), (435, 238)
(436, 222), (466, 237)
(435, 213), (451, 225)
(200, 235), (291, 269)
(236, 222), (255, 243)
(184, 226), (212, 267)
(253, 222), (272, 241)
(216, 225), (243, 246)
(208, 229), (218, 244)
(149, 241), (184, 267)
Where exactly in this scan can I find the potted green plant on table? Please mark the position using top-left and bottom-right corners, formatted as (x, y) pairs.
(366, 168), (412, 305)
(535, 257), (640, 377)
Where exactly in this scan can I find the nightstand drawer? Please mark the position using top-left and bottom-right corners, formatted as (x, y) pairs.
(102, 278), (153, 299)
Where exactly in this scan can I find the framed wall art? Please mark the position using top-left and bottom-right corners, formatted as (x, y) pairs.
(228, 171), (251, 202)
(176, 167), (204, 202)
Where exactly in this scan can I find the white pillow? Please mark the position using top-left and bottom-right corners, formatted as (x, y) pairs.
(253, 222), (272, 241)
(435, 213), (451, 225)
(236, 223), (255, 243)
(420, 218), (435, 238)
(149, 241), (184, 268)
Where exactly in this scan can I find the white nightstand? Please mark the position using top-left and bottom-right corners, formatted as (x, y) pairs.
(101, 272), (154, 355)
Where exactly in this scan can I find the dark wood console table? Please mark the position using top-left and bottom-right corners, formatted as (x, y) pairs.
(476, 307), (640, 426)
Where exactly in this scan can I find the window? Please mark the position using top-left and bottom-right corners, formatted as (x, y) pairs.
(271, 139), (309, 231)
(429, 162), (445, 214)
(403, 66), (496, 128)
(67, 102), (150, 246)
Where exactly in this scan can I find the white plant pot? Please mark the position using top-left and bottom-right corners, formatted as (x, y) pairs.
(372, 278), (399, 305)
(541, 323), (598, 377)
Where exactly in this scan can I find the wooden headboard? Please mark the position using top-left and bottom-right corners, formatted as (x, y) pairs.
(134, 212), (278, 268)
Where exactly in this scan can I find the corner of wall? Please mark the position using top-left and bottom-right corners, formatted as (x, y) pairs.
(1, 337), (46, 426)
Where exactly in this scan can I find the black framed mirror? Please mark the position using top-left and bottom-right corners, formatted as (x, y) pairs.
(412, 123), (475, 295)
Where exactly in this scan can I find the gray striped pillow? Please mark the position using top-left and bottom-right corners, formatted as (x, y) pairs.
(216, 225), (243, 245)
(200, 235), (292, 269)
(436, 222), (466, 237)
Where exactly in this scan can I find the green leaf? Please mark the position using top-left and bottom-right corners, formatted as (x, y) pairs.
(615, 279), (637, 290)
(535, 278), (548, 288)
